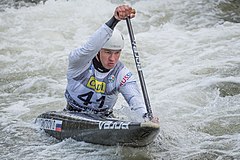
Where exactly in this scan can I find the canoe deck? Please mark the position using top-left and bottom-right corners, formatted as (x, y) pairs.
(35, 111), (160, 147)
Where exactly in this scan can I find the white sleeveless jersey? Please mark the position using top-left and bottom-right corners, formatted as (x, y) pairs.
(65, 24), (147, 116)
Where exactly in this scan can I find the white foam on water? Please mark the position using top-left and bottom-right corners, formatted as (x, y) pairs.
(0, 0), (240, 159)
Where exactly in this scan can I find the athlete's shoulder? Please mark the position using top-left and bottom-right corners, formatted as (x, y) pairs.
(114, 61), (135, 87)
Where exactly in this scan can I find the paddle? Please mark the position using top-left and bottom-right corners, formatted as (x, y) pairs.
(126, 17), (153, 120)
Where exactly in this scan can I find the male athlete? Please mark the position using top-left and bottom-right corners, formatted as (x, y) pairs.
(65, 5), (158, 123)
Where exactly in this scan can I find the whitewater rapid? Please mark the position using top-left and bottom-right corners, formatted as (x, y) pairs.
(0, 0), (239, 159)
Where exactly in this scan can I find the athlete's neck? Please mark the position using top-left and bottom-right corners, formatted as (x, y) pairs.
(92, 54), (110, 73)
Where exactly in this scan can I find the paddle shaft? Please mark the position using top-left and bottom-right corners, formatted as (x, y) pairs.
(126, 17), (153, 119)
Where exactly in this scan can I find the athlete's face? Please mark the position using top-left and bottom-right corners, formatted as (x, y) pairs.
(99, 49), (121, 69)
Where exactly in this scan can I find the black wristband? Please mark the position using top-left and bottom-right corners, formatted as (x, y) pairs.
(105, 16), (120, 30)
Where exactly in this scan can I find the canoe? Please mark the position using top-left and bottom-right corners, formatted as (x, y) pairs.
(35, 111), (160, 147)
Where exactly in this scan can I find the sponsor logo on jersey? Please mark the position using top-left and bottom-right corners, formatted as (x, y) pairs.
(87, 76), (106, 93)
(120, 72), (132, 86)
(99, 121), (130, 130)
(108, 75), (115, 83)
